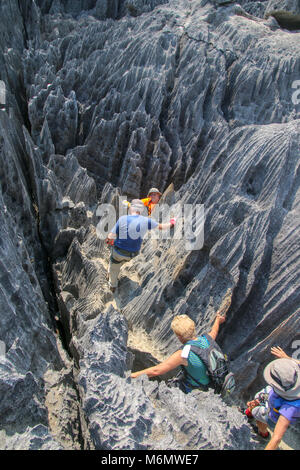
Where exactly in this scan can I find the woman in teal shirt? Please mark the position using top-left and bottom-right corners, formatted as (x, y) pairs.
(131, 312), (226, 393)
(179, 334), (211, 392)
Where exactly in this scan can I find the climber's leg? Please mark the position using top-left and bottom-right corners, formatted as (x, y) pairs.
(108, 247), (131, 290)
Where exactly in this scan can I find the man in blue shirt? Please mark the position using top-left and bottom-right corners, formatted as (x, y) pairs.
(106, 199), (175, 292)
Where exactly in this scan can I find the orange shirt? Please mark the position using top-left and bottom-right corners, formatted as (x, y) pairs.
(141, 197), (156, 216)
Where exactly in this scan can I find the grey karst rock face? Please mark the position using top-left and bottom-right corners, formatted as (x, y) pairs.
(35, 0), (170, 19)
(0, 0), (299, 450)
(125, 0), (170, 17)
(2, 425), (63, 450)
(0, 111), (83, 449)
(71, 305), (253, 450)
(238, 3), (267, 19)
(265, 0), (300, 30)
(266, 0), (300, 16)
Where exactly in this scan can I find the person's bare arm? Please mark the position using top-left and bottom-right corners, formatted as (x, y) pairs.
(208, 314), (226, 341)
(158, 221), (175, 231)
(107, 232), (116, 240)
(264, 415), (290, 450)
(131, 350), (187, 379)
(271, 346), (300, 365)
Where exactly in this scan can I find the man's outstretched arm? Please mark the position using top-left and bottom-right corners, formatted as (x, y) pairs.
(158, 218), (176, 230)
(131, 350), (187, 379)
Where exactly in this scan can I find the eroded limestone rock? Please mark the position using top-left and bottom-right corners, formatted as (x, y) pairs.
(0, 0), (299, 450)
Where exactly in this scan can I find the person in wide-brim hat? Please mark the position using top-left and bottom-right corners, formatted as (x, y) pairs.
(242, 348), (300, 450)
(141, 188), (162, 216)
(264, 358), (300, 401)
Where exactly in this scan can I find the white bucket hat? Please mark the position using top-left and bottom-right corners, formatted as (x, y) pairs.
(147, 188), (162, 197)
(263, 358), (300, 400)
(130, 199), (146, 213)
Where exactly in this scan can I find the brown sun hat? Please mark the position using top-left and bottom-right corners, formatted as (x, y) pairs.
(263, 358), (300, 400)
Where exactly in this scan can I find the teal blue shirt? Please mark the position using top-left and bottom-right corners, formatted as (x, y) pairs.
(182, 336), (210, 388)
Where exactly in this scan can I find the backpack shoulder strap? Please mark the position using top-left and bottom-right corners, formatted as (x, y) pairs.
(188, 333), (218, 356)
(203, 333), (224, 354)
(179, 341), (209, 389)
(187, 335), (213, 371)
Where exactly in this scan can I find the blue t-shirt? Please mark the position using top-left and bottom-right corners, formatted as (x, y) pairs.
(255, 386), (300, 424)
(112, 215), (158, 253)
(268, 388), (300, 424)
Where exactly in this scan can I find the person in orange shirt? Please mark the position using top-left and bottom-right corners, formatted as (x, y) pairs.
(141, 188), (162, 216)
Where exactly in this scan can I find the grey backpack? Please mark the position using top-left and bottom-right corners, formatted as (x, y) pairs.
(184, 333), (235, 396)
